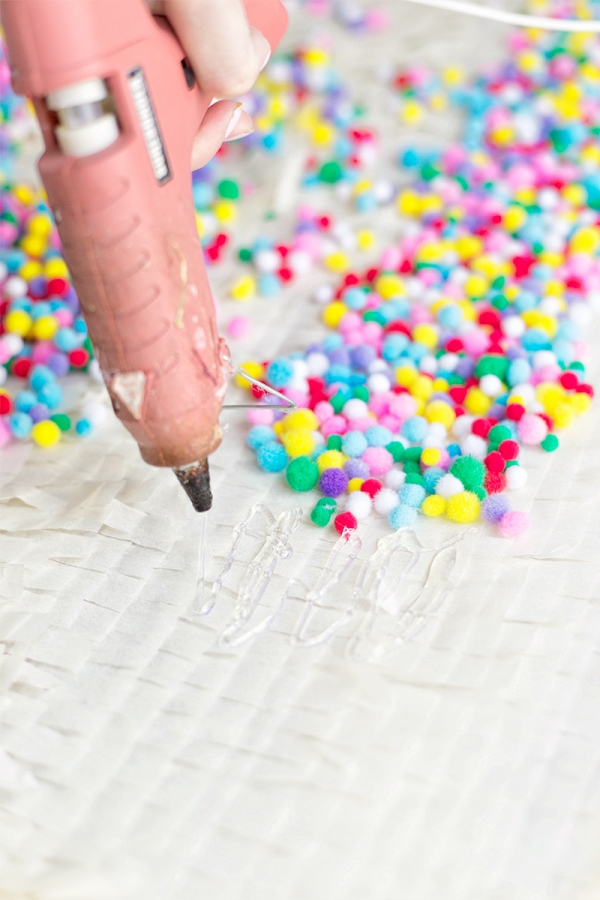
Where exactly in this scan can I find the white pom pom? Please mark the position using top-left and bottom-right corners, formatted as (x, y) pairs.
(384, 469), (406, 490)
(3, 275), (28, 299)
(427, 422), (448, 442)
(367, 373), (391, 394)
(2, 334), (24, 356)
(288, 250), (313, 276)
(438, 353), (459, 372)
(532, 350), (557, 369)
(502, 315), (526, 338)
(80, 400), (108, 425)
(343, 398), (369, 420)
(460, 434), (487, 459)
(291, 359), (309, 379)
(452, 414), (474, 439)
(313, 284), (334, 305)
(88, 359), (104, 383)
(435, 474), (464, 498)
(312, 431), (326, 447)
(539, 297), (561, 316)
(345, 491), (372, 520)
(505, 465), (528, 490)
(306, 352), (329, 376)
(510, 383), (534, 404)
(254, 249), (280, 273)
(374, 488), (400, 515)
(419, 355), (438, 375)
(479, 374), (503, 397)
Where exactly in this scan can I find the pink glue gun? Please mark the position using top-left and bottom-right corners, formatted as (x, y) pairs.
(1, 0), (287, 511)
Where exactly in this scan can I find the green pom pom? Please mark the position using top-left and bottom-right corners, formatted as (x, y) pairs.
(472, 485), (487, 500)
(505, 459), (519, 468)
(330, 392), (346, 414)
(50, 414), (71, 431)
(317, 497), (337, 512)
(238, 247), (253, 262)
(405, 473), (425, 486)
(311, 506), (332, 527)
(286, 456), (320, 492)
(318, 161), (344, 183)
(404, 446), (423, 462)
(450, 455), (486, 490)
(474, 354), (509, 382)
(327, 435), (343, 451)
(218, 179), (240, 200)
(387, 441), (405, 462)
(541, 434), (559, 452)
(353, 385), (370, 402)
(488, 424), (512, 444)
(403, 461), (421, 475)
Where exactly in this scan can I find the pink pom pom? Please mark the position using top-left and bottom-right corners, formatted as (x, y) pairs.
(389, 393), (418, 420)
(321, 415), (348, 437)
(498, 510), (531, 538)
(315, 401), (334, 423)
(462, 329), (489, 356)
(227, 315), (251, 339)
(361, 446), (393, 476)
(247, 408), (275, 426)
(517, 414), (548, 445)
(31, 341), (54, 364)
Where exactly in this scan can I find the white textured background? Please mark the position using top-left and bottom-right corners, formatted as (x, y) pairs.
(2, 2), (600, 898)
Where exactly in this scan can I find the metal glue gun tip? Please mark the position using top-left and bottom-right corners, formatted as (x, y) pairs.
(173, 458), (213, 512)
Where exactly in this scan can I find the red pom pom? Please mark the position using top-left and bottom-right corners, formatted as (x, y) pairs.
(499, 439), (519, 461)
(12, 357), (32, 378)
(344, 273), (360, 286)
(385, 321), (412, 338)
(537, 412), (553, 429)
(454, 405), (466, 418)
(478, 309), (501, 329)
(472, 418), (491, 438)
(0, 394), (12, 415)
(484, 471), (507, 494)
(276, 244), (289, 258)
(559, 371), (578, 391)
(446, 338), (464, 353)
(278, 267), (294, 282)
(506, 403), (525, 421)
(69, 348), (89, 368)
(360, 479), (382, 498)
(365, 267), (379, 283)
(577, 383), (594, 397)
(46, 277), (69, 298)
(399, 258), (412, 274)
(215, 232), (229, 248)
(334, 512), (358, 535)
(485, 451), (505, 473)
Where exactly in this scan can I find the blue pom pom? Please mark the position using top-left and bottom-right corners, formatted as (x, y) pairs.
(256, 442), (288, 472)
(75, 418), (93, 437)
(507, 358), (531, 387)
(388, 504), (418, 529)
(29, 364), (55, 393)
(247, 426), (276, 451)
(401, 415), (428, 443)
(14, 390), (37, 413)
(342, 430), (368, 458)
(342, 287), (368, 310)
(37, 382), (63, 410)
(9, 412), (33, 439)
(258, 273), (281, 297)
(423, 466), (444, 493)
(447, 443), (462, 458)
(267, 358), (294, 388)
(437, 305), (462, 330)
(365, 425), (393, 447)
(382, 333), (409, 362)
(399, 483), (426, 508)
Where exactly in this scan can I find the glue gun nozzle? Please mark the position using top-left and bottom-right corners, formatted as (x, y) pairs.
(173, 458), (213, 512)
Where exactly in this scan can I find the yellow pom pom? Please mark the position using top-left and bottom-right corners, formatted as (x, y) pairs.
(464, 274), (489, 299)
(324, 251), (350, 273)
(455, 235), (483, 260)
(464, 387), (493, 416)
(550, 402), (575, 429)
(503, 205), (527, 232)
(44, 258), (69, 279)
(19, 261), (43, 280)
(412, 324), (438, 350)
(282, 409), (318, 432)
(5, 309), (32, 336)
(568, 393), (592, 415)
(230, 275), (256, 301)
(395, 365), (418, 388)
(348, 478), (364, 493)
(213, 201), (237, 223)
(311, 122), (335, 146)
(28, 213), (53, 237)
(410, 375), (434, 401)
(398, 190), (422, 217)
(562, 184), (586, 207)
(432, 377), (449, 393)
(235, 360), (264, 388)
(281, 429), (316, 458)
(375, 274), (405, 300)
(424, 400), (456, 429)
(32, 315), (59, 341)
(20, 234), (46, 258)
(13, 183), (35, 205)
(273, 421), (284, 436)
(317, 450), (346, 473)
(536, 382), (566, 412)
(323, 301), (348, 328)
(357, 229), (376, 251)
(446, 491), (480, 523)
(422, 495), (447, 517)
(421, 447), (442, 467)
(31, 420), (61, 448)
(402, 99), (423, 125)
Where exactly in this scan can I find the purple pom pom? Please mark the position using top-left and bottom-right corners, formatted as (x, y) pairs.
(319, 467), (349, 497)
(481, 494), (511, 524)
(344, 458), (369, 479)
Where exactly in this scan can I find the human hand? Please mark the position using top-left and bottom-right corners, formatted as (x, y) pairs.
(147, 0), (269, 168)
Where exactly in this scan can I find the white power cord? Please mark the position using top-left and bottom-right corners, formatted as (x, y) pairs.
(403, 0), (600, 31)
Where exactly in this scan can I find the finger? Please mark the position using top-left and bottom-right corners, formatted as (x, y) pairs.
(191, 100), (254, 170)
(163, 0), (271, 98)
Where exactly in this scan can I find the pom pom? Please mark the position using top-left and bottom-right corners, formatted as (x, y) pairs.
(286, 456), (320, 492)
(435, 473), (464, 498)
(388, 504), (418, 529)
(334, 511), (358, 535)
(247, 425), (276, 450)
(319, 467), (349, 497)
(484, 471), (507, 494)
(345, 458), (370, 479)
(342, 430), (368, 457)
(384, 469), (406, 490)
(446, 491), (481, 523)
(423, 466), (444, 493)
(498, 510), (531, 538)
(365, 425), (393, 447)
(449, 455), (486, 490)
(498, 439), (519, 461)
(399, 483), (426, 508)
(374, 488), (400, 515)
(311, 505), (332, 527)
(345, 491), (372, 520)
(402, 415), (428, 443)
(460, 434), (487, 459)
(484, 451), (505, 473)
(481, 494), (511, 524)
(360, 478), (382, 498)
(517, 414), (548, 445)
(421, 495), (447, 517)
(505, 465), (528, 490)
(281, 429), (316, 458)
(256, 442), (288, 472)
(361, 446), (393, 475)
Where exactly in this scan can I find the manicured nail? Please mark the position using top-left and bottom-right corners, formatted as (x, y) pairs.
(225, 128), (254, 143)
(224, 103), (243, 139)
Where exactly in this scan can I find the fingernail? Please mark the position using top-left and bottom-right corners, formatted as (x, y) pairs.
(225, 128), (254, 143)
(261, 47), (271, 71)
(224, 103), (243, 139)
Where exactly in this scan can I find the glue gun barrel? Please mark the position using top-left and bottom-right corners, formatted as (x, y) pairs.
(173, 459), (212, 512)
